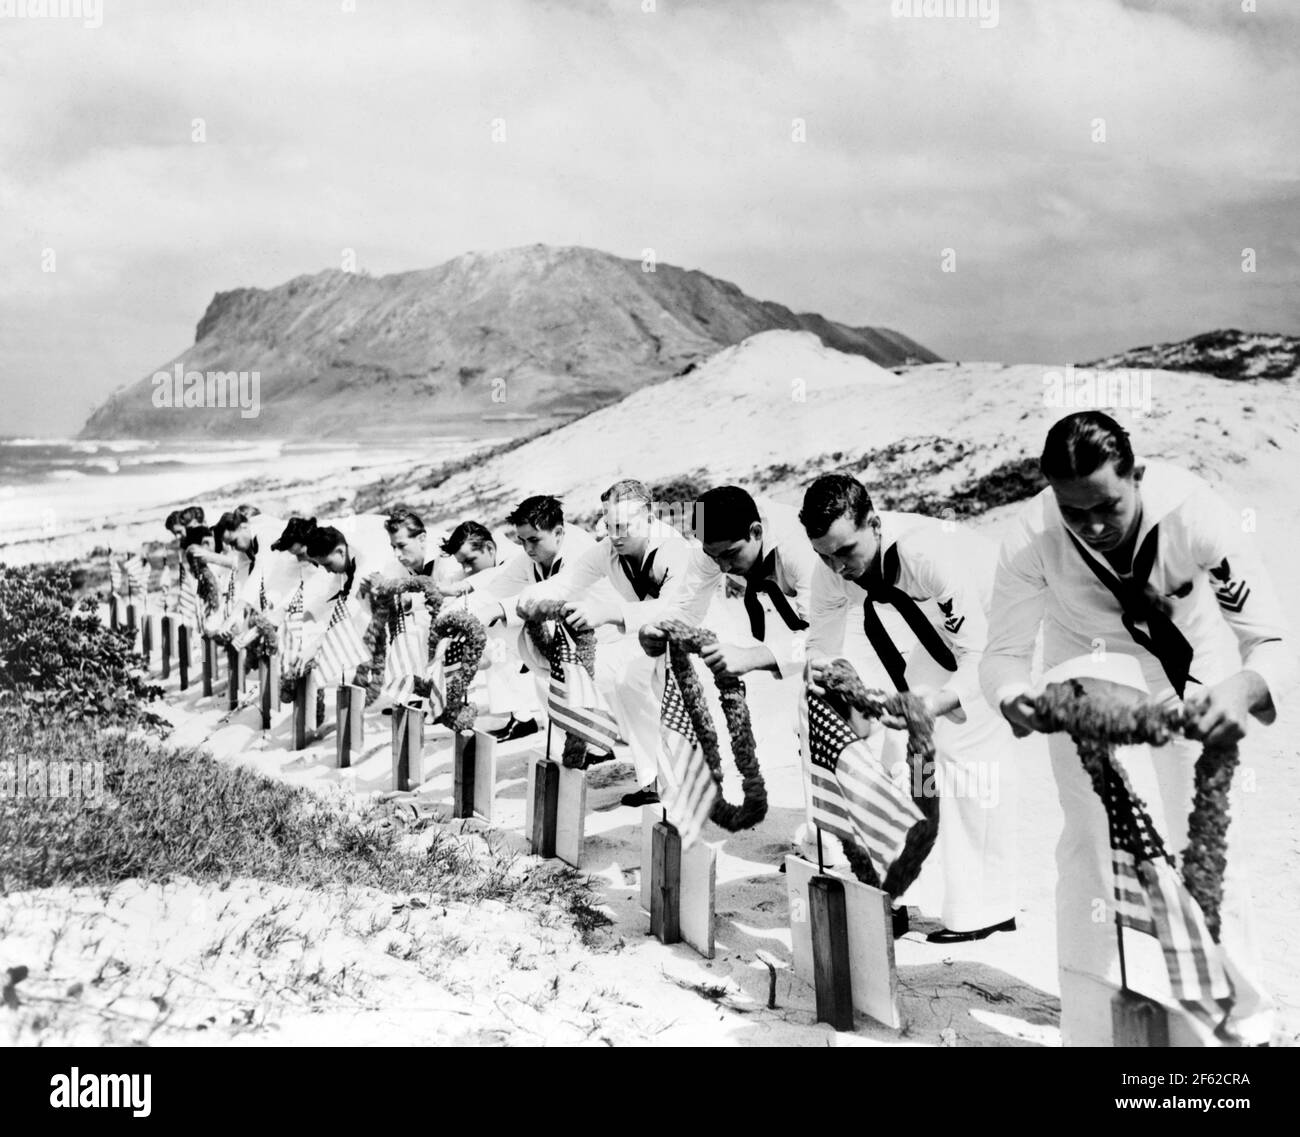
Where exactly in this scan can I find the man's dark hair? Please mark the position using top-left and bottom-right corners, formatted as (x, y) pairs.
(1040, 411), (1136, 481)
(235, 503), (261, 521)
(799, 474), (874, 539)
(178, 505), (205, 527)
(506, 495), (564, 531)
(441, 520), (495, 557)
(599, 479), (652, 510)
(698, 485), (760, 545)
(305, 525), (348, 559)
(164, 510), (181, 531)
(213, 510), (242, 553)
(384, 505), (426, 537)
(182, 525), (212, 550)
(271, 516), (318, 552)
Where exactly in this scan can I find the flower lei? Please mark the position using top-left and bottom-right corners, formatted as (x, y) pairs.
(417, 605), (487, 732)
(245, 610), (279, 661)
(184, 548), (220, 614)
(522, 598), (600, 768)
(658, 619), (767, 831)
(820, 660), (940, 898)
(1032, 679), (1237, 941)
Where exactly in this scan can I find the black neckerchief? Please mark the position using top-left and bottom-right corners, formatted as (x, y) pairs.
(1064, 523), (1197, 697)
(855, 543), (957, 692)
(618, 546), (660, 600)
(742, 548), (808, 640)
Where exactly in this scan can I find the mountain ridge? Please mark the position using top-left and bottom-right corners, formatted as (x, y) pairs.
(79, 245), (940, 440)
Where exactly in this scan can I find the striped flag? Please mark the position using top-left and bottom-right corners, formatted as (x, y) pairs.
(314, 596), (368, 686)
(126, 558), (149, 600)
(381, 604), (427, 703)
(1099, 754), (1232, 1011)
(806, 691), (923, 882)
(656, 647), (719, 848)
(547, 623), (623, 756)
(281, 584), (306, 669)
(422, 635), (463, 719)
(175, 560), (201, 627)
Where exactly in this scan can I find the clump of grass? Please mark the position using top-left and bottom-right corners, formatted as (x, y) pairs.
(0, 710), (585, 913)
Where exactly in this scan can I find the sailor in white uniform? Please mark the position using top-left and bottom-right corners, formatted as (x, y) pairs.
(981, 410), (1295, 1045)
(800, 473), (1022, 942)
(517, 479), (694, 805)
(466, 495), (607, 741)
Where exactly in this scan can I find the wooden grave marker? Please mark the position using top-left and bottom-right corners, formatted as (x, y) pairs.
(291, 671), (318, 750)
(140, 612), (154, 668)
(201, 635), (215, 696)
(525, 755), (587, 867)
(639, 807), (717, 958)
(257, 653), (279, 730)
(225, 645), (244, 710)
(391, 701), (426, 791)
(453, 730), (498, 823)
(177, 624), (191, 690)
(109, 595), (119, 630)
(335, 683), (365, 768)
(160, 615), (173, 679)
(785, 855), (899, 1031)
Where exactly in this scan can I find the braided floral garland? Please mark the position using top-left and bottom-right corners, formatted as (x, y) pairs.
(820, 660), (940, 898)
(245, 610), (279, 662)
(658, 619), (767, 831)
(184, 547), (220, 615)
(522, 598), (600, 768)
(1032, 679), (1237, 941)
(415, 606), (487, 732)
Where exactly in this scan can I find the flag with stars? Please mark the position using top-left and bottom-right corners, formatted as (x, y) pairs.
(315, 595), (368, 685)
(381, 603), (427, 703)
(1098, 751), (1232, 1014)
(547, 623), (623, 756)
(656, 647), (719, 849)
(805, 690), (923, 882)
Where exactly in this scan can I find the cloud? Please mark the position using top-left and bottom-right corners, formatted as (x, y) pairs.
(0, 0), (1296, 432)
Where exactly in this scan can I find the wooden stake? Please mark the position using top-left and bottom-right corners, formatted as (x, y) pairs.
(226, 645), (244, 710)
(201, 635), (215, 697)
(453, 731), (477, 818)
(809, 875), (854, 1031)
(1112, 990), (1170, 1047)
(650, 820), (683, 945)
(391, 701), (426, 791)
(292, 673), (312, 750)
(336, 683), (365, 768)
(530, 758), (560, 858)
(126, 602), (137, 636)
(177, 624), (190, 690)
(140, 613), (153, 667)
(160, 616), (172, 680)
(109, 594), (119, 630)
(258, 654), (279, 730)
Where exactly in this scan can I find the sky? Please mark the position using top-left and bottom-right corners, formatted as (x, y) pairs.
(1, 0), (1297, 435)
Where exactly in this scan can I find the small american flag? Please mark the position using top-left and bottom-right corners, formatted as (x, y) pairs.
(547, 623), (623, 756)
(656, 647), (719, 848)
(175, 560), (201, 626)
(1100, 754), (1232, 1012)
(314, 596), (368, 685)
(281, 584), (305, 668)
(805, 691), (923, 882)
(381, 604), (427, 703)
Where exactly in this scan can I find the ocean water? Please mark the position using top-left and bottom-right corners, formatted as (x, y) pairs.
(0, 436), (478, 555)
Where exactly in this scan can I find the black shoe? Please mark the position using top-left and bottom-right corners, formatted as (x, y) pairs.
(892, 907), (910, 939)
(620, 787), (660, 807)
(925, 917), (1016, 944)
(489, 716), (538, 742)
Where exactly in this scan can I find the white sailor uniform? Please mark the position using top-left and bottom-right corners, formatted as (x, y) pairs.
(980, 459), (1296, 1045)
(806, 510), (1022, 934)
